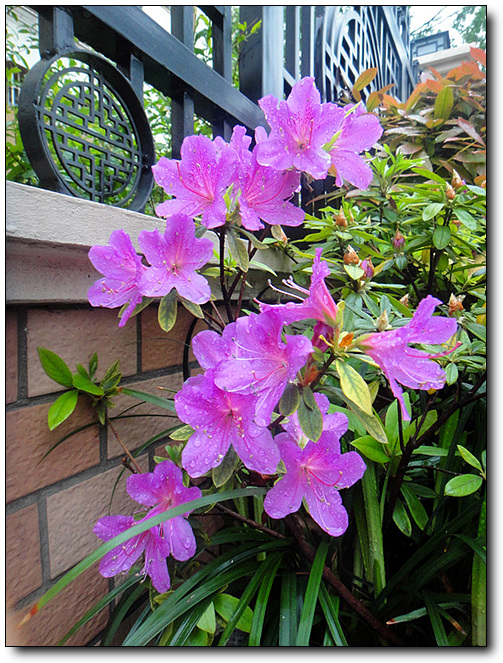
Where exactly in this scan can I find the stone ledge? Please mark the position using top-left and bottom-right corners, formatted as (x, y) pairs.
(6, 182), (294, 304)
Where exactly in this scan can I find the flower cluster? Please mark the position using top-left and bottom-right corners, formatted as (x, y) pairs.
(88, 76), (458, 591)
(88, 215), (214, 327)
(94, 460), (201, 592)
(87, 77), (383, 326)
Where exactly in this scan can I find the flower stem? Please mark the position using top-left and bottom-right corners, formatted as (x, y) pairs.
(107, 418), (142, 474)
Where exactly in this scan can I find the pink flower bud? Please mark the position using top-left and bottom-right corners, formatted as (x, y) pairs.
(393, 229), (405, 251)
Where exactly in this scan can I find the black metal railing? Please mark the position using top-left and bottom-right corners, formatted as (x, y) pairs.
(16, 5), (415, 210)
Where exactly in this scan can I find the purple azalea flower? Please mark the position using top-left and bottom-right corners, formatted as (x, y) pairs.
(357, 295), (458, 420)
(229, 126), (304, 231)
(212, 310), (314, 427)
(255, 77), (344, 180)
(94, 460), (201, 593)
(138, 213), (213, 303)
(258, 248), (338, 350)
(94, 514), (172, 593)
(175, 370), (280, 477)
(87, 229), (146, 327)
(328, 104), (383, 190)
(152, 134), (237, 229)
(264, 394), (366, 536)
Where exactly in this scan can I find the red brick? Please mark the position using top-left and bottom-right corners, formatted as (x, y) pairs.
(6, 563), (109, 646)
(46, 458), (149, 578)
(5, 309), (18, 403)
(109, 373), (184, 458)
(5, 504), (42, 604)
(141, 303), (206, 372)
(6, 399), (100, 503)
(27, 307), (137, 397)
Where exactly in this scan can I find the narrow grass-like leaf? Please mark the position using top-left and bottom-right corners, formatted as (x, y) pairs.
(23, 487), (268, 623)
(318, 584), (348, 646)
(101, 583), (147, 646)
(423, 592), (450, 646)
(168, 596), (216, 646)
(471, 496), (486, 646)
(279, 571), (297, 646)
(248, 553), (283, 646)
(361, 463), (386, 596)
(121, 387), (177, 413)
(296, 542), (328, 646)
(124, 540), (287, 646)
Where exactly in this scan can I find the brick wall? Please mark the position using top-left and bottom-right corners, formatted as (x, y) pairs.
(5, 301), (207, 646)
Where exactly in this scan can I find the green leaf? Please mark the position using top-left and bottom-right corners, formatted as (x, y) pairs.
(318, 585), (348, 646)
(158, 290), (178, 332)
(120, 388), (176, 413)
(197, 602), (216, 634)
(169, 424), (195, 441)
(343, 264), (365, 281)
(247, 553), (283, 646)
(351, 436), (390, 464)
(279, 571), (297, 646)
(423, 202), (445, 221)
(48, 389), (79, 430)
(296, 542), (328, 645)
(72, 373), (104, 396)
(433, 224), (451, 250)
(445, 362), (458, 385)
(212, 446), (241, 488)
(214, 593), (254, 633)
(336, 361), (373, 416)
(346, 401), (388, 445)
(434, 85), (454, 121)
(454, 208), (478, 230)
(457, 445), (483, 473)
(412, 168), (448, 186)
(393, 498), (412, 537)
(179, 296), (205, 319)
(227, 229), (249, 272)
(37, 347), (74, 388)
(445, 474), (483, 497)
(88, 352), (98, 378)
(297, 390), (323, 442)
(279, 382), (300, 417)
(401, 484), (428, 530)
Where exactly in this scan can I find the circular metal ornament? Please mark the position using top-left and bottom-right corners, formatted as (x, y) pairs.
(18, 49), (155, 211)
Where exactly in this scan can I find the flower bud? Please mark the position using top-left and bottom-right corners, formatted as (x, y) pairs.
(343, 245), (359, 265)
(446, 182), (456, 200)
(271, 224), (288, 245)
(448, 293), (464, 317)
(399, 293), (409, 307)
(360, 258), (374, 278)
(334, 207), (347, 228)
(393, 229), (405, 251)
(451, 169), (465, 190)
(375, 309), (389, 332)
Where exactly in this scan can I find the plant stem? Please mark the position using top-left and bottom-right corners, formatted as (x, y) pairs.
(213, 503), (286, 540)
(218, 227), (234, 323)
(107, 418), (142, 474)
